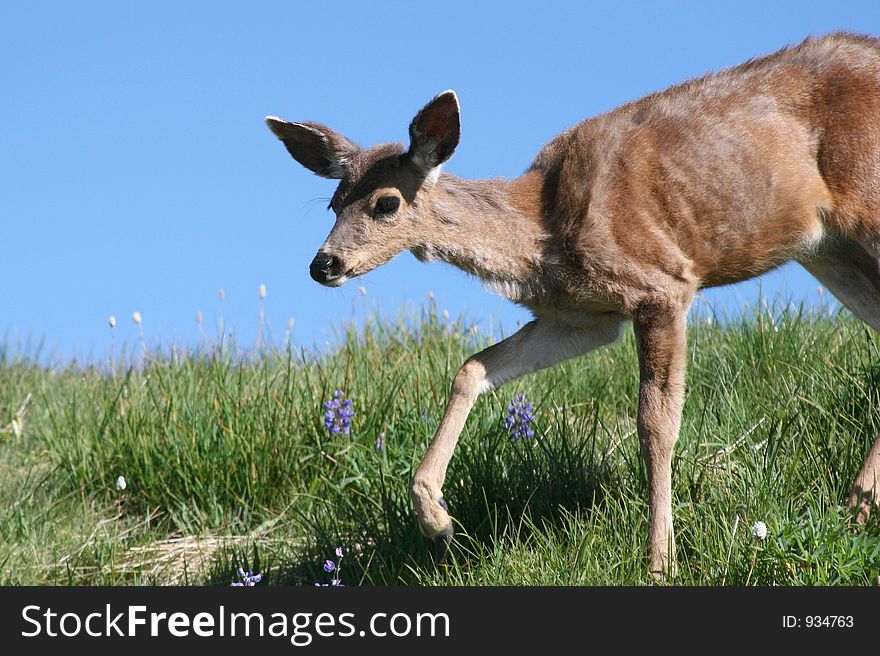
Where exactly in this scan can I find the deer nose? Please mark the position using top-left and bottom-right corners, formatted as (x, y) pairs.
(309, 252), (341, 283)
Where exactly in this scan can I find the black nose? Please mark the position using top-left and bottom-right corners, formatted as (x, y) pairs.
(309, 252), (341, 283)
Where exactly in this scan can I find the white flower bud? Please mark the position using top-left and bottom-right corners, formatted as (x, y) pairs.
(115, 475), (127, 491)
(751, 521), (768, 540)
(108, 316), (117, 329)
(258, 284), (267, 300)
(132, 311), (142, 325)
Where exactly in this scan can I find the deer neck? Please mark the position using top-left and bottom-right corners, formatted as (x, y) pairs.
(414, 171), (548, 297)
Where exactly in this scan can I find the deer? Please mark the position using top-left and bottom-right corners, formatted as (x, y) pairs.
(265, 32), (880, 577)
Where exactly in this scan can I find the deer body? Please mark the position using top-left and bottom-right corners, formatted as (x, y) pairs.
(267, 32), (880, 575)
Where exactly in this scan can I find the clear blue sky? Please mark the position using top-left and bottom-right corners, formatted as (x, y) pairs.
(2, 1), (879, 363)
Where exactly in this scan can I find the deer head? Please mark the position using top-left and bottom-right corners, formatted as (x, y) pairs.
(266, 91), (461, 287)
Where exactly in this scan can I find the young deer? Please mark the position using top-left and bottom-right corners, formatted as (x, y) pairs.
(266, 32), (880, 576)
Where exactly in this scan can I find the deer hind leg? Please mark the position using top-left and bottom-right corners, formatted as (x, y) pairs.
(799, 241), (880, 522)
(410, 314), (624, 556)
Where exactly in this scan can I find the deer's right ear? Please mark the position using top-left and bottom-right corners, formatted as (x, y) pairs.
(264, 118), (360, 179)
(407, 90), (461, 173)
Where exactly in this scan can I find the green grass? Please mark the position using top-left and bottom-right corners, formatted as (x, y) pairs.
(2, 300), (880, 586)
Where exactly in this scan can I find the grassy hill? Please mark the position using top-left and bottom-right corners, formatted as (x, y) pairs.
(2, 301), (880, 585)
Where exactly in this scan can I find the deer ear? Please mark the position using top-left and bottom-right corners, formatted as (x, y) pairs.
(407, 90), (460, 173)
(265, 117), (360, 179)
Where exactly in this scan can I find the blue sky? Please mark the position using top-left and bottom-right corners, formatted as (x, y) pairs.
(2, 1), (879, 363)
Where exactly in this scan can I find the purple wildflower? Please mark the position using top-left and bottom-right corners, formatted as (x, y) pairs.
(316, 547), (345, 586)
(231, 566), (263, 587)
(323, 390), (355, 435)
(503, 392), (536, 441)
(375, 433), (385, 451)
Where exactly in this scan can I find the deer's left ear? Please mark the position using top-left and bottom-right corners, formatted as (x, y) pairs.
(407, 90), (460, 173)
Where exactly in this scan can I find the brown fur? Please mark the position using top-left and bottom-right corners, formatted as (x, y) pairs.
(267, 33), (880, 576)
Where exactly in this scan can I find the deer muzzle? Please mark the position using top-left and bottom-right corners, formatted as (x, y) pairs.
(309, 252), (347, 286)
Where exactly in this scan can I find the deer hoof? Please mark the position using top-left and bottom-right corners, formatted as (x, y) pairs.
(411, 479), (453, 543)
(434, 523), (454, 563)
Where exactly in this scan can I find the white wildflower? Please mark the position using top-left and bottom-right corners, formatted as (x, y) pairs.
(258, 283), (267, 300)
(751, 521), (768, 540)
(132, 311), (142, 325)
(108, 315), (117, 329)
(115, 475), (127, 491)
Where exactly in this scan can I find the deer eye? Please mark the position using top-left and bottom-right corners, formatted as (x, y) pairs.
(375, 196), (400, 215)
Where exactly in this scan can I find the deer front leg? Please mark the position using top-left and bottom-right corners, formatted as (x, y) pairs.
(633, 305), (689, 578)
(410, 315), (624, 554)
